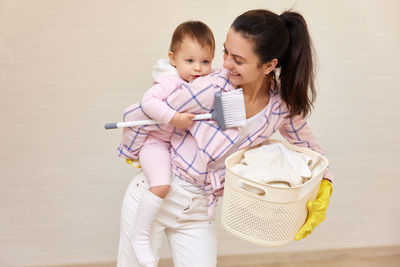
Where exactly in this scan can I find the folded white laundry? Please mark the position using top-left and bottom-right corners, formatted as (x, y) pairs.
(231, 143), (313, 187)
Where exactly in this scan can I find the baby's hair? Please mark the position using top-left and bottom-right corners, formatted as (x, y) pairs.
(169, 21), (215, 56)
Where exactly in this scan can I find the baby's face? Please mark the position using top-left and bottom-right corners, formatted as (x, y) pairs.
(169, 37), (213, 82)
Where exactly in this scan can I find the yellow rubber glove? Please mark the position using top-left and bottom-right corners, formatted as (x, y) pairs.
(126, 158), (141, 168)
(295, 179), (332, 240)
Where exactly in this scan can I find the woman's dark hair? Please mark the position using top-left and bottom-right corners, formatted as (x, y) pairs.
(232, 9), (316, 118)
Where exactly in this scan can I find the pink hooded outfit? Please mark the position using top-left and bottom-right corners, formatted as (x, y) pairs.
(119, 58), (184, 187)
(118, 67), (332, 218)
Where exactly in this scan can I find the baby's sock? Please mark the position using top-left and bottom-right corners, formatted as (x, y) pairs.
(131, 191), (163, 267)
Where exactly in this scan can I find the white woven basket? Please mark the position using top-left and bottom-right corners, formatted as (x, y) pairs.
(221, 139), (328, 247)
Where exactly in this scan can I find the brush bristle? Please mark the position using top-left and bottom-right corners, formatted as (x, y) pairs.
(220, 89), (247, 128)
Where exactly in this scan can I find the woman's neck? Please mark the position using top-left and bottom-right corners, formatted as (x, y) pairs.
(242, 77), (270, 101)
(241, 78), (271, 118)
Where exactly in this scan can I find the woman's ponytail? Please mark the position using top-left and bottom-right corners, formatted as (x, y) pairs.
(232, 9), (316, 118)
(279, 11), (316, 118)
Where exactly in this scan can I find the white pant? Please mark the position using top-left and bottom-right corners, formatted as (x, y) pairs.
(117, 172), (217, 267)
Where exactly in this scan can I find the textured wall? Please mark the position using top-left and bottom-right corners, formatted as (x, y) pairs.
(0, 0), (399, 266)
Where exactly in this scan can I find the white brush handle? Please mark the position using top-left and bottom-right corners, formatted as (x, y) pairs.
(116, 119), (159, 128)
(193, 113), (212, 120)
(105, 113), (212, 129)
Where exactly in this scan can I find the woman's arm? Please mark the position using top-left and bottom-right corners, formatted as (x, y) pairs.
(164, 76), (217, 114)
(279, 115), (333, 240)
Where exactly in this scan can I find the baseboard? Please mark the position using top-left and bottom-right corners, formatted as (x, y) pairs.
(22, 245), (400, 267)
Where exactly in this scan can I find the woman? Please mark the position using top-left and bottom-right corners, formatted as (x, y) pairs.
(118, 9), (333, 267)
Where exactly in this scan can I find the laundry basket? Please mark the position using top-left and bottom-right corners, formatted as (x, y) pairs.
(221, 139), (328, 247)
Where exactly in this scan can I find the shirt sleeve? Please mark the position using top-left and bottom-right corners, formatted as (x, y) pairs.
(164, 76), (217, 114)
(279, 115), (333, 182)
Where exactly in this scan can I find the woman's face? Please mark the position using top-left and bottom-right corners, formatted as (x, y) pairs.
(223, 28), (270, 89)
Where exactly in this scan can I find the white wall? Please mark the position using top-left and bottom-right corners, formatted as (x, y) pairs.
(1, 0), (399, 266)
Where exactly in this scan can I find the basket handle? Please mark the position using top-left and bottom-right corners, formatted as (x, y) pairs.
(238, 181), (266, 196)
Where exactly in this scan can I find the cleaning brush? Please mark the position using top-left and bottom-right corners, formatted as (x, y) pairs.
(105, 89), (247, 130)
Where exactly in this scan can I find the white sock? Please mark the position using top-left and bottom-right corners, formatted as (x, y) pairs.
(132, 191), (163, 267)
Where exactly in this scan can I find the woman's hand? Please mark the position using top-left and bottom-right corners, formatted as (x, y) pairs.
(295, 179), (332, 240)
(169, 112), (195, 128)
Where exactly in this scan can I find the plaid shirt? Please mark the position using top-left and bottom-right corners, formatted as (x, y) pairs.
(118, 68), (332, 218)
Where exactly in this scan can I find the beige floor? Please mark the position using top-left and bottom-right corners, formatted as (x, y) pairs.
(220, 255), (400, 267)
(215, 246), (400, 267)
(159, 245), (400, 267)
(28, 246), (400, 267)
(36, 255), (400, 267)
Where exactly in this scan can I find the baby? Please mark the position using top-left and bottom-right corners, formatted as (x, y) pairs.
(125, 21), (215, 267)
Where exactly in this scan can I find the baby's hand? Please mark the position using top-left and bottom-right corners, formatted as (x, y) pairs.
(170, 112), (195, 128)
